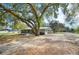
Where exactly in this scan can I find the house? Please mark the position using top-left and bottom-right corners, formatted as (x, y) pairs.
(21, 27), (52, 35)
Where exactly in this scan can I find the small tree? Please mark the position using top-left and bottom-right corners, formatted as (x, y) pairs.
(49, 21), (65, 33)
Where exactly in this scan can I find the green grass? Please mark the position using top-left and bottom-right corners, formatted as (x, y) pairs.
(0, 32), (20, 35)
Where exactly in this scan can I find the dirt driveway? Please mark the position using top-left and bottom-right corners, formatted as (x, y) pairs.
(0, 33), (79, 55)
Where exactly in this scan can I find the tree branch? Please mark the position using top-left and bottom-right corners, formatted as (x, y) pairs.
(40, 4), (50, 19)
(0, 3), (33, 29)
(27, 3), (38, 19)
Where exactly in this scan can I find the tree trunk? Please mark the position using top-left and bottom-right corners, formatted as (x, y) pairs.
(31, 25), (40, 36)
(35, 29), (40, 36)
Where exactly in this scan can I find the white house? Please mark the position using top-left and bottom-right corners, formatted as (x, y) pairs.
(21, 27), (52, 35)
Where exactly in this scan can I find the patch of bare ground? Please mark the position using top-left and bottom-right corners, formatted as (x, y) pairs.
(1, 33), (79, 55)
(0, 35), (34, 44)
(2, 41), (79, 55)
(0, 35), (20, 44)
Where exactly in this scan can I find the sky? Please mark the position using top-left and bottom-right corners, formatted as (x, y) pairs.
(55, 7), (66, 24)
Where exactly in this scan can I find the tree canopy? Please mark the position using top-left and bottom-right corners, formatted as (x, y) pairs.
(0, 3), (79, 35)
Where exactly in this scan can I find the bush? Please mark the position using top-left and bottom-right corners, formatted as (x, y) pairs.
(74, 27), (79, 33)
(49, 21), (65, 33)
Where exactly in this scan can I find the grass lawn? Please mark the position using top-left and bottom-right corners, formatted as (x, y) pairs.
(0, 31), (21, 44)
(0, 31), (20, 35)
